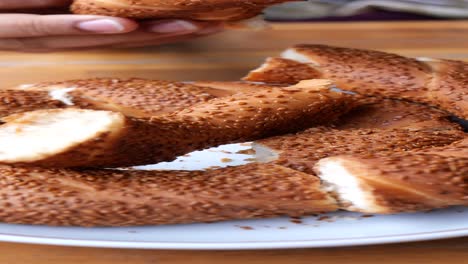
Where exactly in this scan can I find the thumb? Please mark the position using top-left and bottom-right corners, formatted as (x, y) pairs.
(0, 14), (138, 38)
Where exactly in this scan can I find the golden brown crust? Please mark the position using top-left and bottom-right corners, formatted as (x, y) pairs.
(318, 148), (468, 213)
(255, 98), (464, 175)
(244, 45), (468, 119)
(425, 59), (468, 120)
(0, 90), (67, 118)
(1, 80), (359, 168)
(191, 81), (277, 92)
(71, 0), (293, 21)
(290, 44), (432, 98)
(0, 163), (337, 226)
(255, 127), (465, 175)
(420, 138), (468, 158)
(335, 99), (455, 130)
(7, 78), (240, 118)
(245, 58), (323, 85)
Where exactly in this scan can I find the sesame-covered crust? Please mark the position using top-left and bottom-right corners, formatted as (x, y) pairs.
(0, 45), (465, 225)
(0, 80), (358, 168)
(335, 99), (455, 130)
(7, 78), (240, 118)
(255, 127), (465, 175)
(245, 58), (323, 85)
(71, 0), (294, 21)
(255, 98), (464, 175)
(291, 44), (432, 98)
(425, 59), (468, 120)
(421, 137), (468, 157)
(0, 163), (337, 226)
(244, 44), (468, 119)
(192, 81), (279, 92)
(0, 90), (66, 118)
(317, 144), (468, 213)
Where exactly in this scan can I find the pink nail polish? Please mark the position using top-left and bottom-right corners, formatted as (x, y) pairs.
(76, 19), (126, 33)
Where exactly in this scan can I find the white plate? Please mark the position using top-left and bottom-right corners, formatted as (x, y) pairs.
(0, 143), (467, 249)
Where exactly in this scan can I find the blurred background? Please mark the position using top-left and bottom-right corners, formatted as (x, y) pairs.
(1, 0), (467, 86)
(266, 0), (468, 21)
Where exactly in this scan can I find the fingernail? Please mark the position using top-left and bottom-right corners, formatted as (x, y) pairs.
(76, 19), (126, 33)
(148, 20), (198, 33)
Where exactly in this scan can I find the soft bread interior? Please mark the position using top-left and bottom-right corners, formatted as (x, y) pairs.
(48, 87), (76, 106)
(281, 48), (319, 66)
(316, 159), (384, 213)
(252, 143), (377, 212)
(249, 59), (273, 74)
(0, 109), (124, 162)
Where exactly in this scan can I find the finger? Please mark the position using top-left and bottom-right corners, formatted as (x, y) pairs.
(0, 14), (139, 38)
(0, 0), (71, 10)
(113, 25), (224, 48)
(140, 20), (223, 34)
(0, 29), (205, 51)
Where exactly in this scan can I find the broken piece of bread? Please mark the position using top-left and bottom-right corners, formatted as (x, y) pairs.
(0, 80), (358, 168)
(71, 0), (295, 21)
(245, 44), (468, 119)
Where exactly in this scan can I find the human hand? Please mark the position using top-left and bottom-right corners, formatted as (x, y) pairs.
(0, 0), (223, 52)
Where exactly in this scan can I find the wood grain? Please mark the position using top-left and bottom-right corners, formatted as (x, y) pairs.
(0, 20), (467, 263)
(0, 21), (467, 87)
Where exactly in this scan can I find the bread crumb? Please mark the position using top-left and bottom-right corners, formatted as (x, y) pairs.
(236, 149), (256, 155)
(361, 214), (374, 218)
(317, 216), (331, 221)
(235, 225), (254, 230)
(290, 219), (303, 224)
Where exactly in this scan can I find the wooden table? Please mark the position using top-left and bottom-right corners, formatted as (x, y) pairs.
(1, 20), (468, 87)
(0, 20), (467, 263)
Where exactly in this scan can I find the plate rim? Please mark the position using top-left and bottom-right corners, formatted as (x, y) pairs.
(0, 227), (467, 249)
